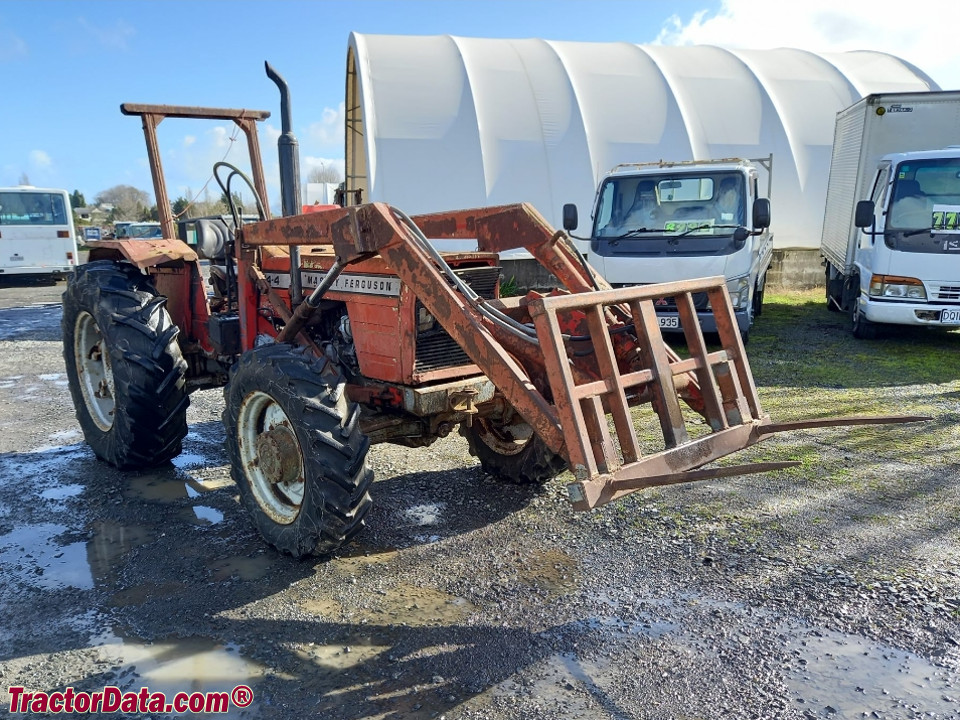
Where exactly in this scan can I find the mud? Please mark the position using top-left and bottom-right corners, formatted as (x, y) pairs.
(0, 280), (959, 719)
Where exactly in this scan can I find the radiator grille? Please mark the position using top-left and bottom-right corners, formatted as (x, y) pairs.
(612, 284), (709, 310)
(414, 266), (500, 373)
(935, 284), (960, 301)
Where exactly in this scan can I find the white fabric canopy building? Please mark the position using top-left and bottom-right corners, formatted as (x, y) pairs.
(345, 33), (938, 253)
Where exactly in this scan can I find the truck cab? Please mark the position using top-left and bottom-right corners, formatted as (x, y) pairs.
(840, 148), (960, 336)
(567, 158), (772, 338)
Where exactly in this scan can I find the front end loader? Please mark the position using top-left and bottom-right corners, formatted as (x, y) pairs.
(62, 64), (925, 557)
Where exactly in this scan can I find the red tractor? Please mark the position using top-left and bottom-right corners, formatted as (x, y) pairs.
(62, 64), (920, 557)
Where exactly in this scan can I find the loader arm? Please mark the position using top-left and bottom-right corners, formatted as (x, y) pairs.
(240, 202), (928, 510)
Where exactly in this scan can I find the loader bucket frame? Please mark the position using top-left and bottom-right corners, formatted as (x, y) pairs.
(240, 201), (926, 510)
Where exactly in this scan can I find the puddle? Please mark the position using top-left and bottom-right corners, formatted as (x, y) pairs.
(3, 443), (90, 473)
(402, 503), (445, 526)
(522, 549), (578, 595)
(40, 483), (84, 500)
(0, 523), (92, 590)
(126, 472), (233, 503)
(87, 520), (155, 580)
(182, 505), (225, 526)
(783, 628), (958, 716)
(0, 519), (156, 592)
(125, 473), (193, 503)
(209, 554), (274, 582)
(92, 630), (273, 705)
(172, 452), (215, 470)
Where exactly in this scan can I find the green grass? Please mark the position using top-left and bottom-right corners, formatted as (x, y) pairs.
(748, 289), (960, 388)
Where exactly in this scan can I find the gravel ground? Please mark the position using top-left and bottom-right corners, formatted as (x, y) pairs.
(1, 277), (959, 719)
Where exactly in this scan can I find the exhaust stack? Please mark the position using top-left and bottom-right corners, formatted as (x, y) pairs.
(265, 61), (303, 305)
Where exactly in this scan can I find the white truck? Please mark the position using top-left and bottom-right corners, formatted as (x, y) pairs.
(822, 91), (960, 338)
(563, 157), (773, 339)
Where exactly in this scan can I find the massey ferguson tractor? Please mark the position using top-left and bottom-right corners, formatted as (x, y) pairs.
(61, 64), (921, 557)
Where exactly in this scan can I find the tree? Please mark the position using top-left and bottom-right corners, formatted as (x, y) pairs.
(307, 165), (342, 184)
(18, 172), (30, 186)
(95, 185), (151, 221)
(171, 196), (190, 217)
(219, 191), (245, 213)
(70, 190), (86, 209)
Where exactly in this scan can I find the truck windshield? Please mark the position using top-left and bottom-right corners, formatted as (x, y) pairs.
(593, 173), (744, 238)
(591, 172), (747, 258)
(886, 158), (960, 254)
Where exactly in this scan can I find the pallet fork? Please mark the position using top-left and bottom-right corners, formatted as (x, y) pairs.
(240, 201), (925, 510)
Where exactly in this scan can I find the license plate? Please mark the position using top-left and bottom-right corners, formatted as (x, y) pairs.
(658, 316), (679, 329)
(942, 308), (960, 324)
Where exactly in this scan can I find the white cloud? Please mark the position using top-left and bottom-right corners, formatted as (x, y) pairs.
(183, 135), (196, 147)
(306, 102), (346, 148)
(656, 0), (960, 90)
(29, 150), (52, 169)
(75, 16), (136, 52)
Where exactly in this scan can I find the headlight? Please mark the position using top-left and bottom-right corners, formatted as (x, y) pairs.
(725, 276), (751, 309)
(868, 275), (927, 301)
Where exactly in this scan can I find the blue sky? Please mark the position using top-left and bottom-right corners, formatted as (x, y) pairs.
(2, 0), (958, 209)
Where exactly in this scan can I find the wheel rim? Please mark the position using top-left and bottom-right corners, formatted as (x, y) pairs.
(237, 390), (305, 525)
(473, 418), (535, 456)
(74, 311), (116, 431)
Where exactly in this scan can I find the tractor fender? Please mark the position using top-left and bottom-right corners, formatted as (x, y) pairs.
(86, 238), (198, 269)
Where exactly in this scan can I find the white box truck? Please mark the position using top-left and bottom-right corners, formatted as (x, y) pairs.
(822, 91), (960, 338)
(563, 157), (773, 340)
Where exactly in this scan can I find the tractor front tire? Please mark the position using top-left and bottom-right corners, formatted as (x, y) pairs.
(223, 344), (373, 558)
(461, 416), (567, 486)
(62, 260), (189, 468)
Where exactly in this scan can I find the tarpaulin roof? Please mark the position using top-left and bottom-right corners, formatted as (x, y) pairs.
(346, 34), (938, 250)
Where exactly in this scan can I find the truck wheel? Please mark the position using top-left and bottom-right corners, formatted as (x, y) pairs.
(461, 416), (567, 486)
(851, 300), (879, 339)
(223, 344), (373, 558)
(62, 260), (189, 468)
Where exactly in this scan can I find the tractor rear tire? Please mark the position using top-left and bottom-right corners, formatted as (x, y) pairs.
(62, 260), (189, 468)
(223, 344), (373, 558)
(461, 416), (567, 486)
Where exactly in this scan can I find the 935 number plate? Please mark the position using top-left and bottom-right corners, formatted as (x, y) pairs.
(658, 316), (679, 329)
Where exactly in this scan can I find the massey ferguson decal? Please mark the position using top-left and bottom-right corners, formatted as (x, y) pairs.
(264, 272), (402, 297)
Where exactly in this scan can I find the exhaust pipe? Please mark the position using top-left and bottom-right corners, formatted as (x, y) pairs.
(265, 61), (303, 306)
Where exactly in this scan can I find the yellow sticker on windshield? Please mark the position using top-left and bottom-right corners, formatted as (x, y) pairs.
(932, 205), (960, 233)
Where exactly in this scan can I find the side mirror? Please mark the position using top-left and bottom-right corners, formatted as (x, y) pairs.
(733, 226), (749, 249)
(752, 198), (771, 230)
(855, 200), (875, 228)
(562, 203), (578, 231)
